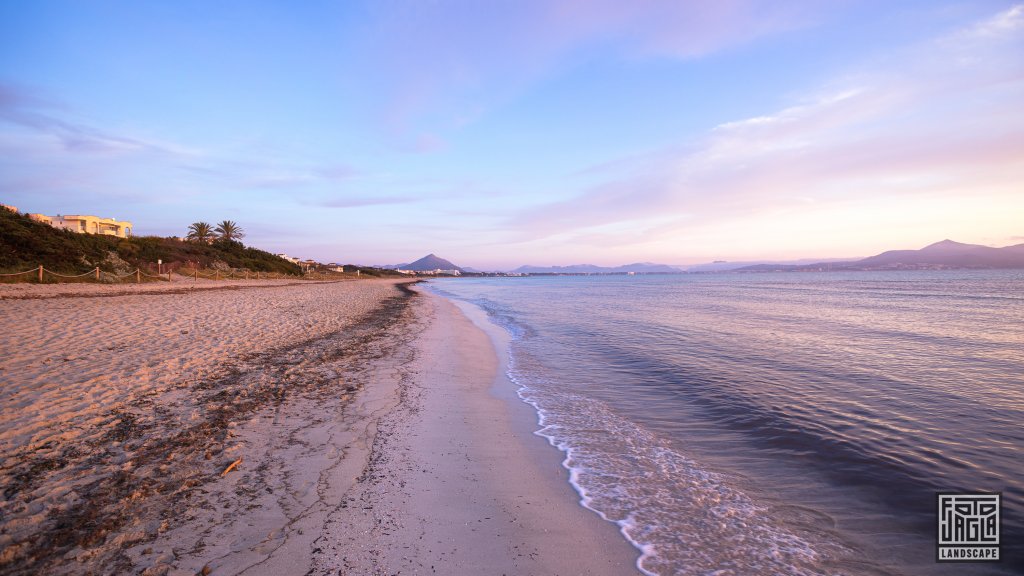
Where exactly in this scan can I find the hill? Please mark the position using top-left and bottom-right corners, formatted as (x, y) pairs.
(736, 240), (1024, 272)
(0, 209), (301, 275)
(402, 254), (463, 272)
(854, 239), (1024, 268)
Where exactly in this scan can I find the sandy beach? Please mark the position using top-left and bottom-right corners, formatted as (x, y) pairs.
(0, 279), (638, 575)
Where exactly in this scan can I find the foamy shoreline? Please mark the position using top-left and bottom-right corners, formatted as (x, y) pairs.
(313, 286), (640, 575)
(0, 279), (638, 574)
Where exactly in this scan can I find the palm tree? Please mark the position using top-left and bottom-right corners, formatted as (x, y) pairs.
(215, 220), (245, 243)
(186, 221), (215, 243)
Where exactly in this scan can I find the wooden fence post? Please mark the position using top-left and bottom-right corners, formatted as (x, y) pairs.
(136, 269), (140, 283)
(38, 265), (43, 283)
(215, 270), (220, 281)
(194, 269), (198, 281)
(95, 267), (100, 281)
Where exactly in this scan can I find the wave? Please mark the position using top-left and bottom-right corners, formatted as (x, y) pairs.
(506, 347), (855, 576)
(427, 274), (1024, 574)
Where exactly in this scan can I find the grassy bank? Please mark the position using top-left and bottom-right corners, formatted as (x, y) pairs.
(0, 209), (301, 275)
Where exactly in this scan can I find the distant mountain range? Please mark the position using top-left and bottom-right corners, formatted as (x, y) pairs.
(512, 262), (680, 274)
(380, 241), (1024, 276)
(736, 240), (1024, 271)
(683, 258), (859, 273)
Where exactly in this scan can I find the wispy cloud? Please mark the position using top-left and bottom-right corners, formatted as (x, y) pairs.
(0, 84), (193, 156)
(315, 164), (359, 181)
(955, 3), (1023, 38)
(355, 0), (822, 141)
(0, 83), (378, 211)
(172, 158), (363, 193)
(318, 196), (416, 208)
(544, 0), (816, 59)
(509, 4), (1024, 250)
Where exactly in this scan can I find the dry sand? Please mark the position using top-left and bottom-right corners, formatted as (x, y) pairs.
(0, 279), (639, 575)
(0, 277), (343, 301)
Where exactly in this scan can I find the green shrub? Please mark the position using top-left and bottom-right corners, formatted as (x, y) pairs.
(0, 210), (301, 275)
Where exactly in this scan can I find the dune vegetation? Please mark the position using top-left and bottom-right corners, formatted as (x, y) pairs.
(0, 209), (301, 275)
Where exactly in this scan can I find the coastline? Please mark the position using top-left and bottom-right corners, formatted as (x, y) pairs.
(445, 294), (649, 573)
(310, 285), (640, 574)
(1, 279), (639, 574)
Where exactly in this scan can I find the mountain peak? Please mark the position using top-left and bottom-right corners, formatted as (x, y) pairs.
(404, 253), (463, 272)
(843, 239), (1024, 269)
(921, 239), (980, 252)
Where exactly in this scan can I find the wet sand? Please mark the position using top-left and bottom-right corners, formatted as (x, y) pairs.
(310, 287), (640, 575)
(0, 279), (638, 575)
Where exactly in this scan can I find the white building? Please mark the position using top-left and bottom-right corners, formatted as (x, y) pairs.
(29, 214), (133, 238)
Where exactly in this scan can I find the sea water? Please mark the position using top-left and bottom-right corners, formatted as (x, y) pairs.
(428, 271), (1023, 576)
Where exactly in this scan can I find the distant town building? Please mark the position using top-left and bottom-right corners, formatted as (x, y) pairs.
(408, 268), (461, 276)
(29, 213), (133, 238)
(275, 253), (301, 264)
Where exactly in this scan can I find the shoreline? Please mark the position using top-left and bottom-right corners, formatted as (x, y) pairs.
(310, 286), (640, 574)
(446, 294), (648, 572)
(1, 278), (639, 574)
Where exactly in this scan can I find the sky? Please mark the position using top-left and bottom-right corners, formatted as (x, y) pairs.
(1, 1), (1022, 270)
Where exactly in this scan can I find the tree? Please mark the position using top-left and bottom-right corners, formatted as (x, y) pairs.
(215, 220), (245, 243)
(186, 222), (215, 243)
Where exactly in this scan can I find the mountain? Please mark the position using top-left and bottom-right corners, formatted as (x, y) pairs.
(612, 262), (682, 273)
(403, 253), (463, 272)
(512, 262), (681, 274)
(685, 257), (859, 273)
(736, 240), (1024, 272)
(854, 239), (1024, 268)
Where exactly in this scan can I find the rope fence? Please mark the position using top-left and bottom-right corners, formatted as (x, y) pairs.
(179, 267), (303, 281)
(0, 265), (316, 285)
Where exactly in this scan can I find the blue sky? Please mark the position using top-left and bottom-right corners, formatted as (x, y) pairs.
(2, 1), (1022, 269)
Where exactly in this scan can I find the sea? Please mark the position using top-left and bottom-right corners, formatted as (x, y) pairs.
(428, 270), (1024, 576)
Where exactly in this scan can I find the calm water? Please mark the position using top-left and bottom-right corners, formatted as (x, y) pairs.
(429, 271), (1024, 576)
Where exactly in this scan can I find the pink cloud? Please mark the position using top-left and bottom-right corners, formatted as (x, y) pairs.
(509, 5), (1024, 243)
(353, 1), (820, 142)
